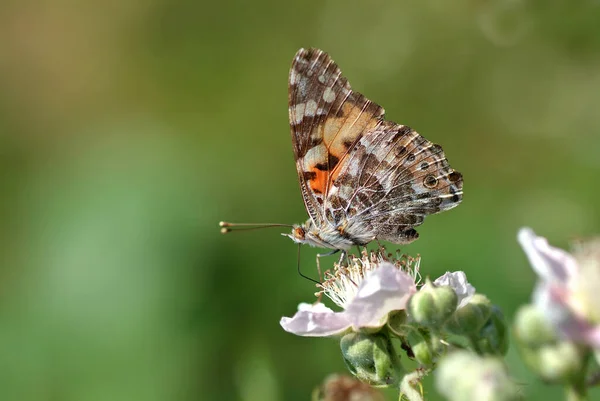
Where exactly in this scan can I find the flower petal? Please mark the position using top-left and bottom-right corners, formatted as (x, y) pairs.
(280, 302), (351, 337)
(434, 271), (476, 308)
(344, 263), (417, 329)
(518, 227), (578, 283)
(534, 283), (600, 347)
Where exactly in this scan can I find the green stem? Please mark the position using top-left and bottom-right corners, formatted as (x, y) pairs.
(566, 383), (587, 401)
(566, 351), (591, 401)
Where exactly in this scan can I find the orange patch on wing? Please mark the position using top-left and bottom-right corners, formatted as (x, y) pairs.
(308, 168), (329, 195)
(307, 152), (350, 195)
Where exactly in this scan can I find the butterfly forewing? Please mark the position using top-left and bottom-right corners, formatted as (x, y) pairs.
(288, 49), (384, 226)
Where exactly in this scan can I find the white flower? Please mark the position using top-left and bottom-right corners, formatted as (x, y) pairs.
(434, 271), (476, 308)
(518, 227), (600, 347)
(280, 252), (475, 337)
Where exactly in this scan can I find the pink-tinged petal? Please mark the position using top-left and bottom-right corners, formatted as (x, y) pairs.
(345, 263), (417, 329)
(434, 271), (476, 308)
(533, 283), (600, 347)
(578, 325), (600, 348)
(533, 283), (574, 333)
(561, 319), (600, 348)
(280, 303), (351, 337)
(518, 227), (578, 283)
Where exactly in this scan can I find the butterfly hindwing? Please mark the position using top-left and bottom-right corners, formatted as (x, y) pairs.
(326, 121), (463, 244)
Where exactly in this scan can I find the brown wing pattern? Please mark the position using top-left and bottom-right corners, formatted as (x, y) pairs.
(327, 121), (463, 244)
(288, 48), (384, 226)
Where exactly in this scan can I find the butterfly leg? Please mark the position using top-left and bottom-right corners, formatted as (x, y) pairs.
(339, 250), (350, 266)
(296, 244), (320, 284)
(316, 249), (340, 280)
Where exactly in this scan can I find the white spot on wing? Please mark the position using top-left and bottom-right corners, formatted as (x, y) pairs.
(347, 159), (360, 176)
(302, 144), (328, 171)
(293, 103), (305, 124)
(323, 87), (336, 103)
(290, 69), (299, 85)
(318, 75), (326, 84)
(305, 100), (318, 116)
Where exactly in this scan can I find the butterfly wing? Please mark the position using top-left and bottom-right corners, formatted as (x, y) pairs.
(327, 121), (463, 244)
(289, 48), (463, 246)
(288, 48), (385, 227)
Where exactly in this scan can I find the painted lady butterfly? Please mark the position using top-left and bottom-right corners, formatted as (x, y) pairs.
(284, 48), (463, 251)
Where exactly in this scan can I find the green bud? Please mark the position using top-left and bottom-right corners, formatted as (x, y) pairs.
(436, 350), (523, 401)
(445, 294), (492, 336)
(519, 341), (585, 384)
(340, 332), (403, 387)
(406, 328), (444, 367)
(513, 304), (556, 348)
(408, 278), (458, 328)
(312, 374), (384, 401)
(513, 305), (586, 383)
(476, 305), (509, 356)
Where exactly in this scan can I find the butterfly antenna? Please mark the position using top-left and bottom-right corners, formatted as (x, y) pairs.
(219, 221), (293, 234)
(297, 243), (320, 284)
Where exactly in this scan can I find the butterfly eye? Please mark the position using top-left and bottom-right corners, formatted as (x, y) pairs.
(423, 175), (438, 189)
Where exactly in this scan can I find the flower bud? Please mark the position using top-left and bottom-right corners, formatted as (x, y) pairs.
(339, 332), (403, 387)
(435, 350), (522, 401)
(445, 294), (492, 336)
(312, 374), (384, 401)
(514, 305), (586, 383)
(408, 278), (458, 328)
(476, 305), (509, 356)
(513, 304), (556, 348)
(519, 341), (585, 384)
(406, 328), (443, 367)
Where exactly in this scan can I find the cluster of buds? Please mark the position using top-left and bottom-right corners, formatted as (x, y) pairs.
(280, 248), (509, 396)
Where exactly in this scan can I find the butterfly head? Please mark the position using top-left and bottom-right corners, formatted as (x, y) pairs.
(285, 223), (309, 244)
(284, 219), (329, 248)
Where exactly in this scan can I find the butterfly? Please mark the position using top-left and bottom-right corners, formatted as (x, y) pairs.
(283, 48), (463, 251)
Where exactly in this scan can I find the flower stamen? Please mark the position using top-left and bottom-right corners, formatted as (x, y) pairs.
(317, 247), (421, 309)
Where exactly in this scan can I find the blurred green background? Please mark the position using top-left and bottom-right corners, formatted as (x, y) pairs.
(1, 1), (599, 400)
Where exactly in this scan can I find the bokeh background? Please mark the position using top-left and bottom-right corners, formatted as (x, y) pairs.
(1, 1), (599, 400)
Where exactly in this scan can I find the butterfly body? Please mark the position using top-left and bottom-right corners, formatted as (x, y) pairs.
(288, 217), (374, 251)
(286, 48), (463, 251)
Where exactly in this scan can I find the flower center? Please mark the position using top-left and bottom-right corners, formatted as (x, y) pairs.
(317, 249), (421, 309)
